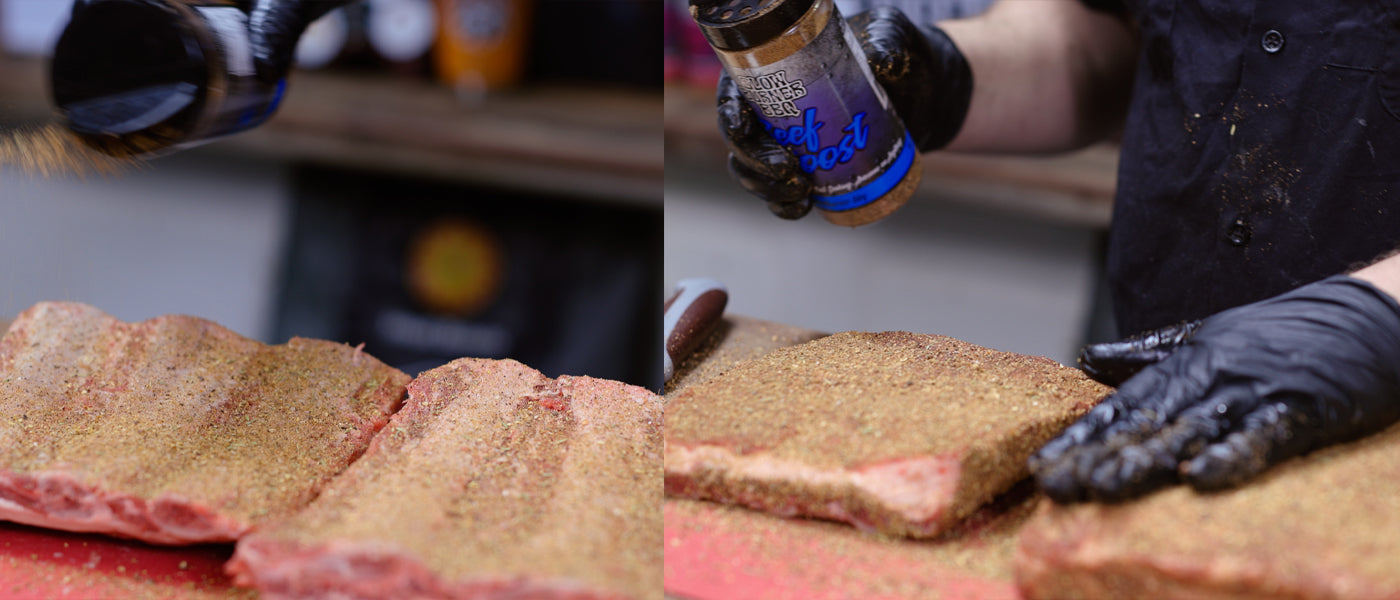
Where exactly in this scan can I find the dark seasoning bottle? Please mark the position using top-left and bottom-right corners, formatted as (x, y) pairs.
(690, 0), (922, 227)
(50, 0), (292, 157)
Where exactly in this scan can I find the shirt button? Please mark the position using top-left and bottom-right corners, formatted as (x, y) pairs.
(1226, 218), (1252, 246)
(1261, 29), (1285, 53)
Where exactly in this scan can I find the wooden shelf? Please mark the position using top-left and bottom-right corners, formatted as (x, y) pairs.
(0, 55), (662, 207)
(664, 83), (1117, 228)
(2, 55), (1117, 220)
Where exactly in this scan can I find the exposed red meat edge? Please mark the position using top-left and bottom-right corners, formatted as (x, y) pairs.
(0, 472), (244, 544)
(664, 443), (963, 536)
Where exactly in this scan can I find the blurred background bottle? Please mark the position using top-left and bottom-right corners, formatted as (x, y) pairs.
(433, 0), (532, 97)
(294, 5), (363, 70)
(296, 0), (435, 76)
(367, 0), (438, 75)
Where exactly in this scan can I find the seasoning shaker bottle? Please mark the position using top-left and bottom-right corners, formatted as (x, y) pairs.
(50, 0), (351, 157)
(690, 0), (922, 227)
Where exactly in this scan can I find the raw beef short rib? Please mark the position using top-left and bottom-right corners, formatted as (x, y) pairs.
(1016, 420), (1400, 600)
(228, 357), (662, 600)
(0, 302), (410, 544)
(665, 331), (1109, 538)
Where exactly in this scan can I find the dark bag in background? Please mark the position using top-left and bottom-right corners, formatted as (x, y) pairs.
(271, 165), (661, 387)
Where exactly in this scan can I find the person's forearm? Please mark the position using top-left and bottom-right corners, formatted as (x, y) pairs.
(1351, 251), (1400, 301)
(938, 0), (1138, 153)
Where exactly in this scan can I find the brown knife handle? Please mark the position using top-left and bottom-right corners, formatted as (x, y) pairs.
(663, 278), (728, 382)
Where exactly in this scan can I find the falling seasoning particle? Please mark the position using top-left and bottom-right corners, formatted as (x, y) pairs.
(1230, 124), (1237, 136)
(0, 123), (137, 177)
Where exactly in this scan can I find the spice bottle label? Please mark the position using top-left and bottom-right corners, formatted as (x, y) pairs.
(726, 10), (916, 212)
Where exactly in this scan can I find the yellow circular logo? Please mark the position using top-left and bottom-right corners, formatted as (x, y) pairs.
(405, 218), (504, 317)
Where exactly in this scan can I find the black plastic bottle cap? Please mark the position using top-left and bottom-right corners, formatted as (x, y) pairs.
(690, 0), (818, 51)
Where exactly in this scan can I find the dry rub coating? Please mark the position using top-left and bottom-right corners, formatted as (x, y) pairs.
(0, 302), (409, 544)
(665, 331), (1109, 538)
(229, 357), (663, 600)
(1016, 419), (1400, 600)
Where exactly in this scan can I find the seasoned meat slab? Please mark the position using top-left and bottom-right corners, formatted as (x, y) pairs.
(664, 314), (827, 396)
(227, 358), (663, 600)
(665, 331), (1109, 539)
(0, 302), (409, 545)
(1016, 421), (1400, 600)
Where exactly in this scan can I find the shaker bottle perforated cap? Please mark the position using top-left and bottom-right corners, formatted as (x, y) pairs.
(690, 0), (818, 51)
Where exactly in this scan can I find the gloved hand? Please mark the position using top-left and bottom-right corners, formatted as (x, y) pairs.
(246, 0), (356, 84)
(717, 6), (973, 219)
(1077, 319), (1203, 387)
(1030, 275), (1400, 503)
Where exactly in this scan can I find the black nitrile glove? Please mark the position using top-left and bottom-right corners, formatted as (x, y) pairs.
(1077, 319), (1202, 387)
(1030, 275), (1400, 503)
(717, 6), (973, 219)
(247, 0), (355, 84)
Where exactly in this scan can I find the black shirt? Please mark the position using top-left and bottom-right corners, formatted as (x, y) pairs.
(1101, 0), (1400, 334)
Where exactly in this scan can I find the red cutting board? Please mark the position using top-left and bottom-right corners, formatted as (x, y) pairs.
(664, 482), (1037, 600)
(0, 521), (253, 599)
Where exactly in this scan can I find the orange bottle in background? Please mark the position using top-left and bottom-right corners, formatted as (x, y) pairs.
(433, 0), (533, 95)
